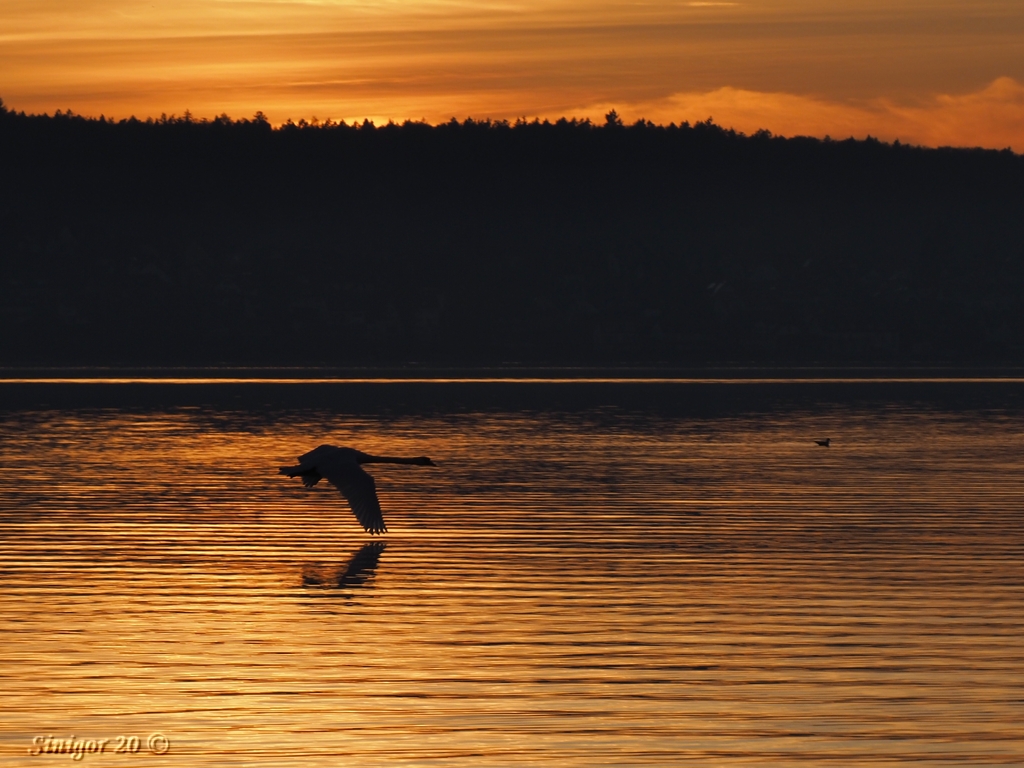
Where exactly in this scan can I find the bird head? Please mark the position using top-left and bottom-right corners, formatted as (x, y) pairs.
(413, 456), (436, 466)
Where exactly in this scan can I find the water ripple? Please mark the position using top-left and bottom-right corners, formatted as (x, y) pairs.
(1, 383), (1024, 765)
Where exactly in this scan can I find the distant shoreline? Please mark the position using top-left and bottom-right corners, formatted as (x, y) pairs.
(5, 366), (1024, 381)
(3, 104), (1023, 369)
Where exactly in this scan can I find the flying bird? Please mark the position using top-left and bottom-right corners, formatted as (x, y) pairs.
(815, 438), (831, 447)
(280, 445), (435, 534)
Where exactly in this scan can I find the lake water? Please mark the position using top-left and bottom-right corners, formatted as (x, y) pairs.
(2, 378), (1024, 766)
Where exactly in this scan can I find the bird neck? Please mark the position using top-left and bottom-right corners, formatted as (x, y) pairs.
(360, 454), (421, 465)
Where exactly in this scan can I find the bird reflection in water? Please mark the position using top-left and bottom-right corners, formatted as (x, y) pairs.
(301, 542), (387, 598)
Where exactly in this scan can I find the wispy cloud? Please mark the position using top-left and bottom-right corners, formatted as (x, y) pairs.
(3, 0), (1023, 149)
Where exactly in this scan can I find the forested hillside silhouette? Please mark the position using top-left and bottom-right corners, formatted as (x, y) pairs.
(2, 100), (1023, 367)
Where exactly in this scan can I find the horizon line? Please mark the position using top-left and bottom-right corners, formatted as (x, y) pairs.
(5, 377), (1024, 385)
(5, 102), (1010, 155)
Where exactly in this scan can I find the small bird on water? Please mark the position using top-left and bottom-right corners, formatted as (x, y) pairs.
(280, 445), (435, 534)
(815, 438), (831, 447)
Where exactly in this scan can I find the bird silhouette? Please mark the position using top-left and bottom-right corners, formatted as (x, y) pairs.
(815, 438), (831, 447)
(280, 445), (435, 534)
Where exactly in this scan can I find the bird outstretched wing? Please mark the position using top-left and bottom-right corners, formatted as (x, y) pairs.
(320, 462), (388, 535)
(279, 463), (323, 487)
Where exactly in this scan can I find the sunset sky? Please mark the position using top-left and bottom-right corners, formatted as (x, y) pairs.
(2, 0), (1023, 149)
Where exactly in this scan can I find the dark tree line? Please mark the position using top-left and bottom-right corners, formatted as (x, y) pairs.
(2, 99), (1023, 367)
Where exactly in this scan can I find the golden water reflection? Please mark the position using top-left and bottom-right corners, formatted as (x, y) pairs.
(1, 388), (1023, 765)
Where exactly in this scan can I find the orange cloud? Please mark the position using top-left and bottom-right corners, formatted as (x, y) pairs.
(580, 78), (1024, 151)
